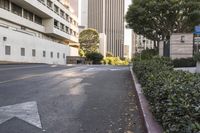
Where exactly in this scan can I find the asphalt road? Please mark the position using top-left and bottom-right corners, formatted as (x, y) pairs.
(0, 64), (145, 133)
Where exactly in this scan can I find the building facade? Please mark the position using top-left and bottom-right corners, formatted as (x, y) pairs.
(80, 0), (125, 57)
(0, 0), (79, 64)
(132, 33), (155, 54)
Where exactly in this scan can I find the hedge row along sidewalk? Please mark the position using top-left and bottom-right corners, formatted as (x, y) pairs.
(132, 57), (200, 133)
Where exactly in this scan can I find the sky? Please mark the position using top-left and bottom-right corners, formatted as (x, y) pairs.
(124, 0), (133, 58)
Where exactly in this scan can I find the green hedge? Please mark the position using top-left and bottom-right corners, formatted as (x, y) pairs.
(85, 52), (103, 64)
(173, 58), (196, 68)
(133, 48), (158, 61)
(133, 57), (200, 133)
(102, 57), (129, 65)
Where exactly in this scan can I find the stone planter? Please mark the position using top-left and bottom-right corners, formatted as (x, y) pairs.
(196, 61), (200, 73)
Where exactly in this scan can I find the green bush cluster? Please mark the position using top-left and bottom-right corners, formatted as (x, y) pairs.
(133, 57), (200, 133)
(102, 57), (129, 65)
(85, 52), (103, 64)
(133, 48), (158, 61)
(173, 58), (196, 68)
(194, 52), (200, 62)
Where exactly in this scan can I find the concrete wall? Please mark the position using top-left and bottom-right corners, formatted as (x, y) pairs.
(170, 33), (193, 59)
(159, 41), (164, 57)
(0, 26), (78, 65)
(69, 47), (79, 56)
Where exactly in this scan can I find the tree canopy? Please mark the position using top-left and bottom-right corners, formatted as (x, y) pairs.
(79, 28), (100, 54)
(126, 0), (200, 42)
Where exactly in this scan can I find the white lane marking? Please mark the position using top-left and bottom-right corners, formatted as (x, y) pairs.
(0, 101), (42, 129)
(0, 65), (47, 71)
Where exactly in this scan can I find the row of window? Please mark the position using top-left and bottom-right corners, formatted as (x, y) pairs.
(38, 0), (77, 26)
(0, 0), (77, 37)
(54, 20), (77, 36)
(5, 46), (66, 59)
(0, 0), (43, 25)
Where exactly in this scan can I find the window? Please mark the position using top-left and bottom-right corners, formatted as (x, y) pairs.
(69, 29), (72, 35)
(38, 0), (45, 4)
(70, 17), (72, 23)
(5, 46), (10, 55)
(23, 9), (33, 21)
(57, 52), (59, 58)
(50, 52), (53, 58)
(47, 0), (52, 9)
(21, 48), (25, 56)
(66, 14), (69, 21)
(73, 31), (76, 36)
(35, 15), (42, 25)
(54, 20), (59, 29)
(60, 23), (64, 31)
(60, 10), (64, 18)
(0, 0), (9, 10)
(65, 26), (69, 33)
(43, 51), (46, 57)
(11, 3), (22, 16)
(63, 53), (65, 59)
(32, 49), (36, 57)
(54, 5), (59, 14)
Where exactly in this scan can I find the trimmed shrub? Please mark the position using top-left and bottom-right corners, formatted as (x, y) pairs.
(85, 52), (103, 64)
(133, 57), (200, 133)
(103, 57), (129, 65)
(194, 52), (200, 62)
(173, 58), (196, 68)
(133, 48), (158, 61)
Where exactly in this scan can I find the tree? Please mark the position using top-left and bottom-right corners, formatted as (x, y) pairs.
(79, 49), (85, 57)
(79, 28), (100, 54)
(85, 52), (103, 64)
(126, 0), (200, 48)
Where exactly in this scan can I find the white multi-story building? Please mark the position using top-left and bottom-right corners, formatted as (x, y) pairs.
(132, 33), (155, 54)
(0, 0), (79, 64)
(79, 0), (125, 58)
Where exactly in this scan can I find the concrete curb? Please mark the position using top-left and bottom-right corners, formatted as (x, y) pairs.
(130, 66), (163, 133)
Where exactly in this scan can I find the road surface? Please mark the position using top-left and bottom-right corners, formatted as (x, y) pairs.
(0, 64), (145, 133)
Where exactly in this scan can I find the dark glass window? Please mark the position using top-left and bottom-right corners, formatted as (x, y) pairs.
(35, 15), (42, 25)
(54, 5), (59, 14)
(60, 23), (64, 31)
(43, 51), (46, 57)
(21, 48), (25, 56)
(50, 52), (53, 58)
(66, 14), (69, 21)
(54, 20), (59, 29)
(32, 49), (36, 57)
(23, 9), (33, 21)
(0, 0), (9, 10)
(57, 52), (59, 58)
(5, 45), (11, 55)
(65, 26), (69, 33)
(60, 10), (64, 18)
(47, 0), (52, 9)
(11, 3), (22, 16)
